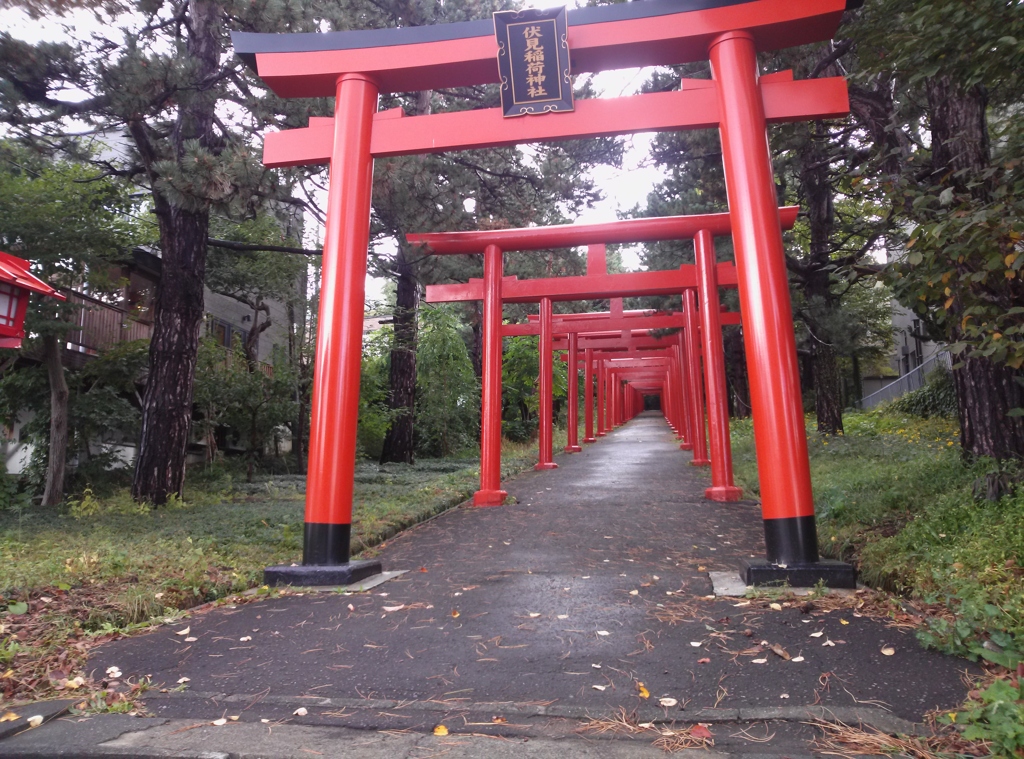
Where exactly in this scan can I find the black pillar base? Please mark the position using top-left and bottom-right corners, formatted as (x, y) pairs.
(739, 558), (857, 589)
(264, 559), (382, 588)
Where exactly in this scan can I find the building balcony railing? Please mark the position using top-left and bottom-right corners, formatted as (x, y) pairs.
(856, 351), (952, 410)
(64, 290), (152, 356)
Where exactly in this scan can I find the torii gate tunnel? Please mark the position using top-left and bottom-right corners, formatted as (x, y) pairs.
(415, 209), (800, 507)
(234, 0), (858, 588)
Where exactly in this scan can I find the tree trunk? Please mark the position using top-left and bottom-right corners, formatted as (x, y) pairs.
(131, 201), (209, 504)
(800, 121), (844, 435)
(925, 77), (1024, 461)
(953, 357), (1024, 463)
(41, 333), (68, 507)
(129, 0), (220, 504)
(812, 341), (844, 435)
(380, 245), (418, 464)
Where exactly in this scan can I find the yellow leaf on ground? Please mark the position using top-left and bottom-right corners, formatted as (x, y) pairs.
(881, 646), (895, 656)
(637, 682), (650, 699)
(0, 712), (20, 723)
(433, 724), (449, 736)
(451, 610), (460, 618)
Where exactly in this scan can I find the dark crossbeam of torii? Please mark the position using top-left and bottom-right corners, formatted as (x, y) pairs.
(233, 0), (858, 588)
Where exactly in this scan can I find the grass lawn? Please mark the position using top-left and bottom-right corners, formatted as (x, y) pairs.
(732, 410), (1023, 667)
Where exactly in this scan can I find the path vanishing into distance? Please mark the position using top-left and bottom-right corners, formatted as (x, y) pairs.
(2, 412), (978, 758)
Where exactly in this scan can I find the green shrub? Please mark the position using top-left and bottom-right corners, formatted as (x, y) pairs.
(884, 367), (957, 418)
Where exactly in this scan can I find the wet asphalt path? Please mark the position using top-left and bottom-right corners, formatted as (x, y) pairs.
(84, 413), (975, 735)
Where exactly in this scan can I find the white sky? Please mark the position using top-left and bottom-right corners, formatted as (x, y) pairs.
(0, 7), (667, 304)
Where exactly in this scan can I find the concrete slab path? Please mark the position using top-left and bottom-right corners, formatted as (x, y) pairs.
(0, 413), (976, 758)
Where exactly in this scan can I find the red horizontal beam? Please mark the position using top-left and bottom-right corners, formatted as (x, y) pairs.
(426, 263), (738, 304)
(412, 207), (798, 254)
(250, 0), (845, 97)
(263, 78), (848, 166)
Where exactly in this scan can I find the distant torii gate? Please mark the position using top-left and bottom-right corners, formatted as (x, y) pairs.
(234, 0), (857, 587)
(417, 207), (801, 506)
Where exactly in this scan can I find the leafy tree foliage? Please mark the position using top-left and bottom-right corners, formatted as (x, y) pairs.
(415, 305), (478, 458)
(0, 0), (337, 503)
(849, 0), (1024, 461)
(0, 147), (140, 504)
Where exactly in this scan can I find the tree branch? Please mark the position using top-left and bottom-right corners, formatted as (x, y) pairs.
(207, 238), (322, 256)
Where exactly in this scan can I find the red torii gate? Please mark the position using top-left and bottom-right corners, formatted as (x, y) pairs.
(234, 0), (857, 587)
(415, 211), (775, 505)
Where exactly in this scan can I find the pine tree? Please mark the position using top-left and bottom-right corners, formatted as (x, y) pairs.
(0, 0), (344, 503)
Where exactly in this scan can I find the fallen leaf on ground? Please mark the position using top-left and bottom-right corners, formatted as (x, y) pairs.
(229, 716), (239, 721)
(791, 656), (805, 663)
(212, 718), (227, 726)
(451, 610), (460, 618)
(769, 603), (782, 611)
(528, 612), (541, 618)
(491, 716), (507, 724)
(636, 682), (650, 698)
(840, 619), (850, 625)
(382, 605), (405, 613)
(629, 590), (639, 596)
(175, 627), (190, 636)
(751, 658), (768, 664)
(0, 712), (19, 723)
(433, 724), (449, 736)
(690, 724), (713, 740)
(697, 658), (711, 664)
(690, 641), (702, 647)
(557, 614), (568, 619)
(596, 630), (610, 636)
(293, 707), (308, 716)
(810, 631), (824, 638)
(659, 698), (677, 708)
(780, 693), (789, 699)
(26, 716), (43, 728)
(769, 644), (791, 660)
(592, 685), (606, 691)
(239, 636), (252, 642)
(822, 639), (836, 647)
(881, 646), (895, 656)
(185, 637), (197, 642)
(177, 677), (190, 684)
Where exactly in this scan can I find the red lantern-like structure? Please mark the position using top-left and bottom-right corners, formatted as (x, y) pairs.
(0, 251), (65, 349)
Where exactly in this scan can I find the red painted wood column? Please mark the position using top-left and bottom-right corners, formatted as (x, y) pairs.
(475, 244), (508, 506)
(684, 288), (710, 466)
(535, 296), (558, 470)
(711, 31), (818, 566)
(676, 337), (693, 450)
(275, 73), (382, 584)
(583, 347), (596, 443)
(596, 358), (607, 437)
(565, 332), (582, 452)
(695, 229), (742, 501)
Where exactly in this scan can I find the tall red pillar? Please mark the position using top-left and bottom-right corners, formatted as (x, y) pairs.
(474, 244), (508, 506)
(565, 332), (582, 452)
(684, 289), (710, 466)
(535, 296), (558, 470)
(583, 347), (596, 443)
(695, 229), (742, 501)
(267, 74), (382, 585)
(676, 338), (693, 450)
(596, 358), (607, 437)
(711, 32), (850, 585)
